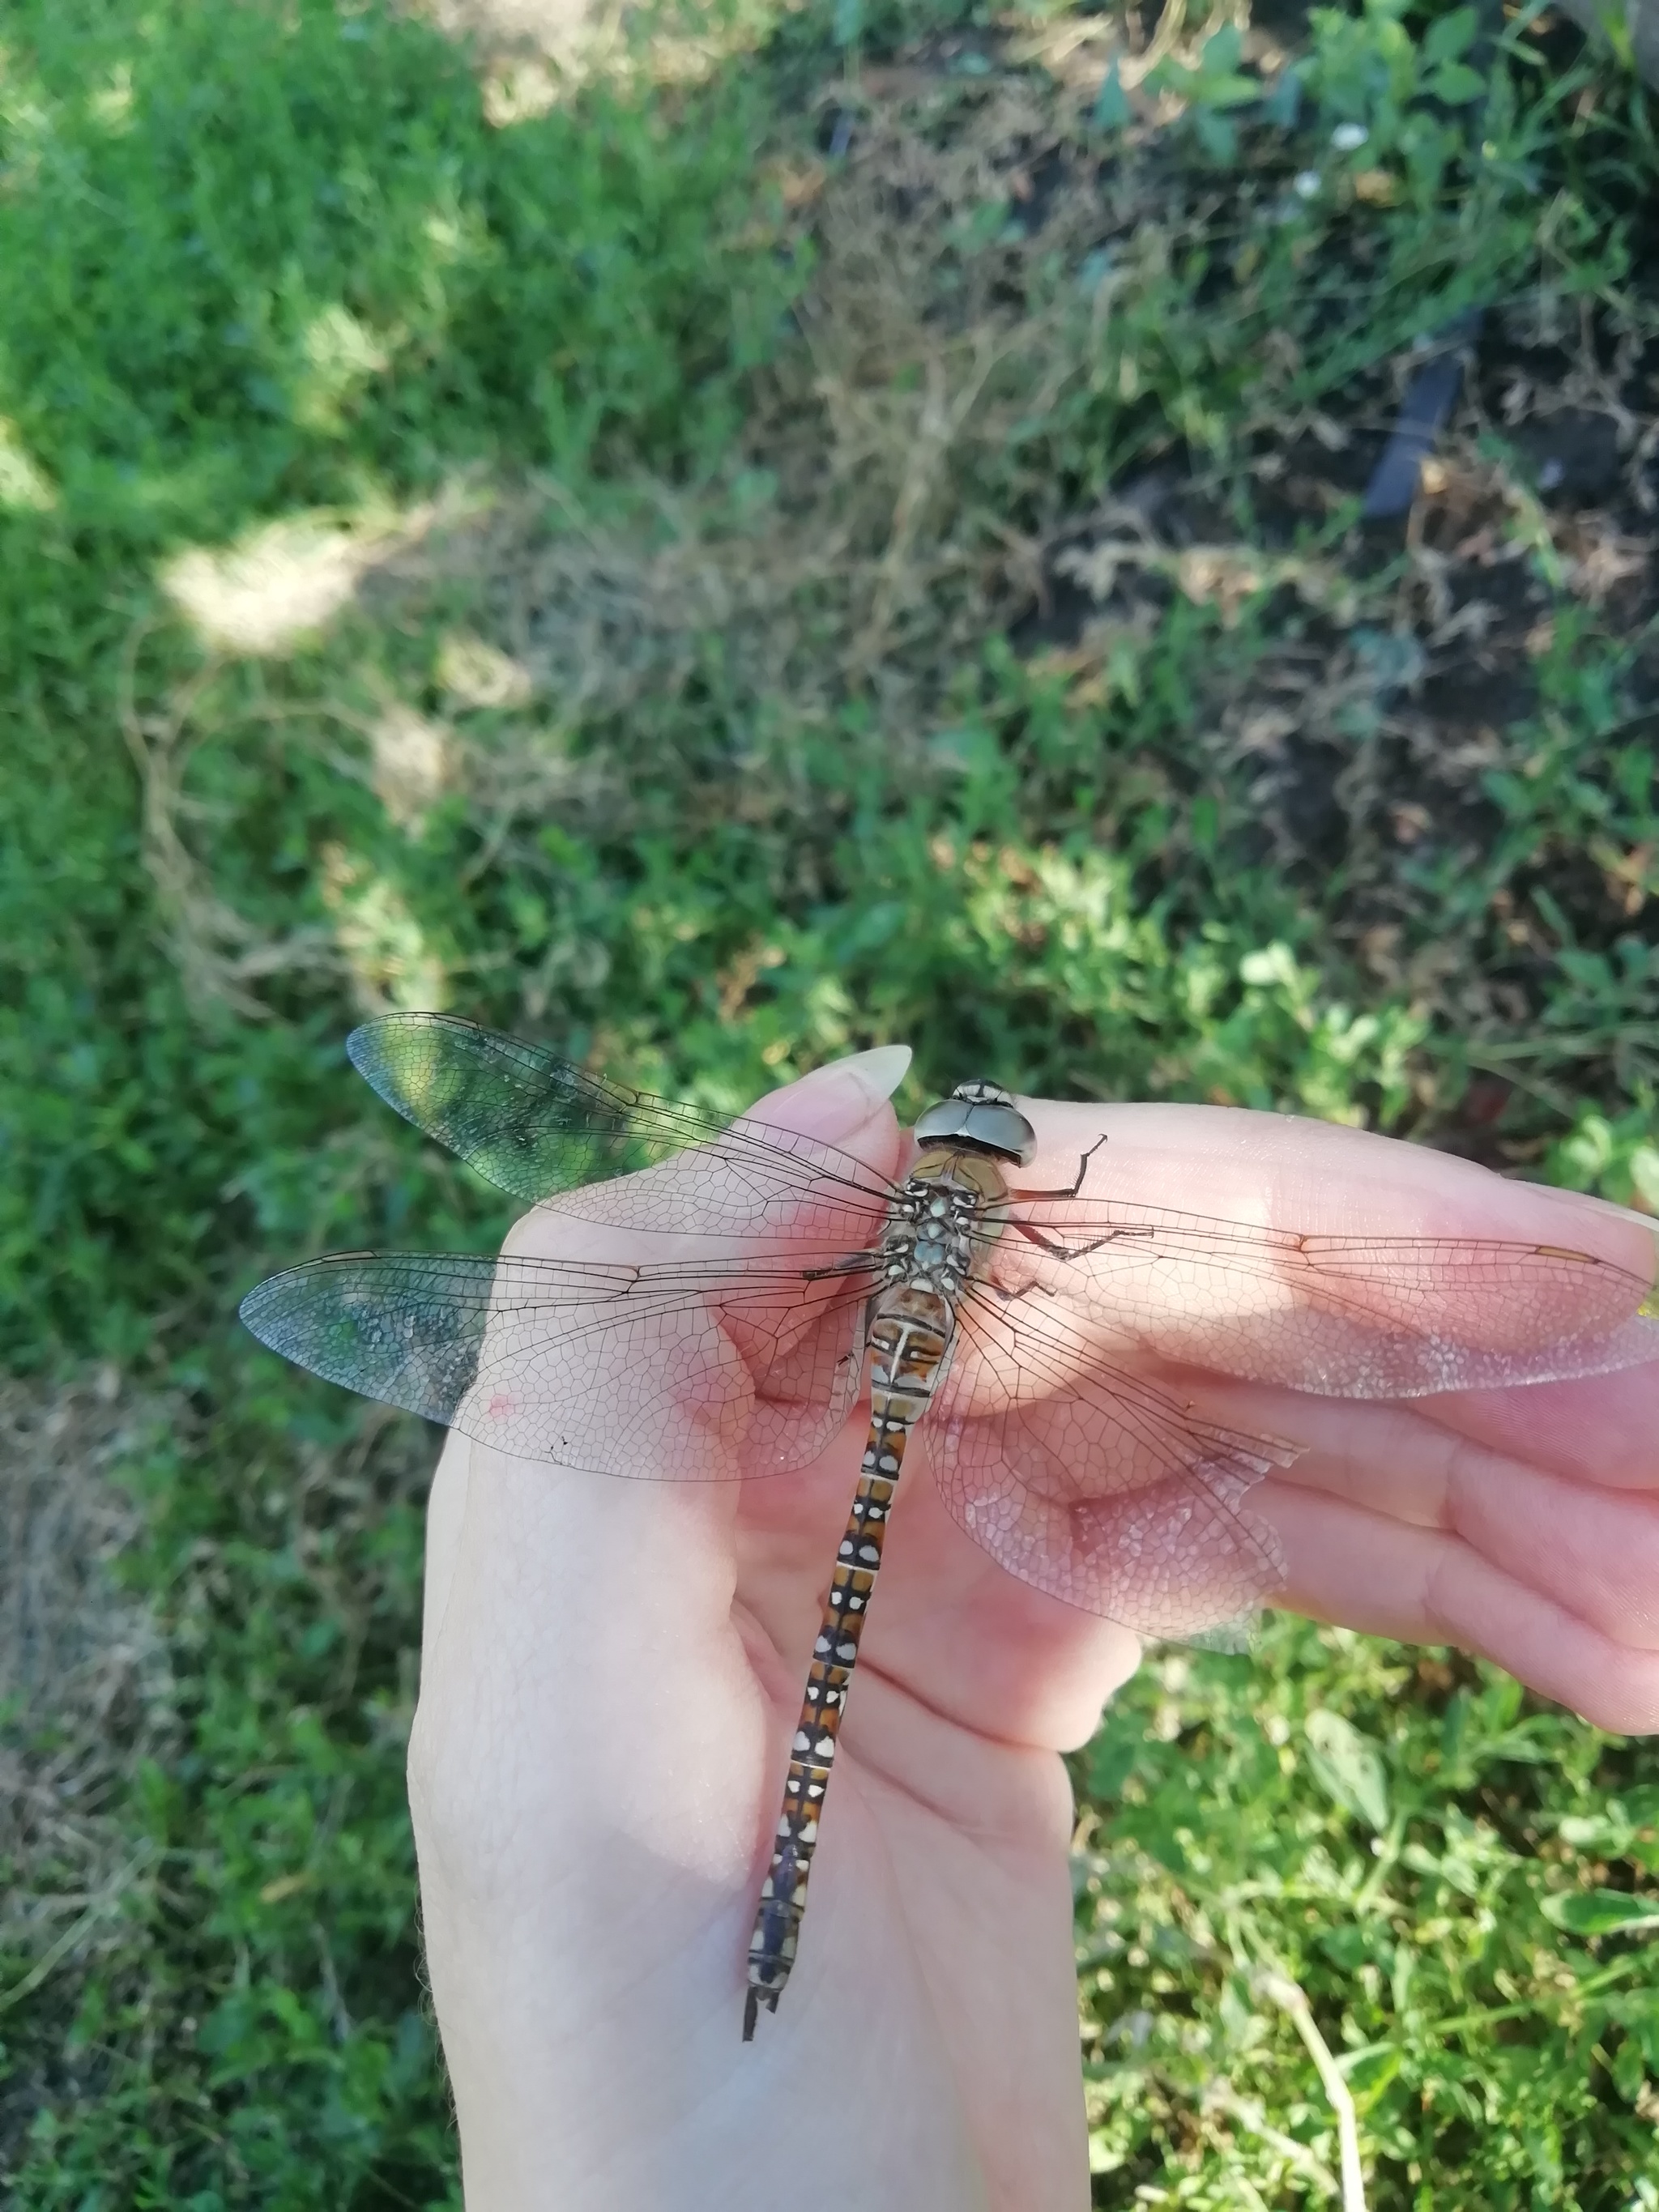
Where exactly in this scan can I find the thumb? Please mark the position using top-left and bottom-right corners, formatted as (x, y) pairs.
(742, 1043), (911, 1159)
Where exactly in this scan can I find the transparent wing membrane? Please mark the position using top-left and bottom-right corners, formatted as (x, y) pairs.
(996, 1201), (1659, 1397)
(930, 1287), (1294, 1639)
(241, 1252), (873, 1481)
(348, 1013), (898, 1234)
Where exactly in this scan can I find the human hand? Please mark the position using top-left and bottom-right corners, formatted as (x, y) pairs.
(406, 1059), (1659, 2212)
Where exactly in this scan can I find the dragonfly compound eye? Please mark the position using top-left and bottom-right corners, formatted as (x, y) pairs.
(914, 1082), (1038, 1166)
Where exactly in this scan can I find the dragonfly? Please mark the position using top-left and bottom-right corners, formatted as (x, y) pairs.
(241, 1014), (1659, 2039)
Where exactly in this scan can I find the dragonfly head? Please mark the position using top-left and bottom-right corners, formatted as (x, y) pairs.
(913, 1079), (1038, 1167)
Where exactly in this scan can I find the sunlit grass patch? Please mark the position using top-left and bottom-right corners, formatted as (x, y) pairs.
(0, 0), (802, 535)
(162, 511), (431, 658)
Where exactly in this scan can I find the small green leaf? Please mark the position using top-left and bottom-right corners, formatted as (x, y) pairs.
(1318, 1923), (1373, 1971)
(833, 0), (862, 49)
(1612, 2033), (1647, 2102)
(1542, 1890), (1659, 1937)
(1262, 66), (1303, 127)
(1305, 1710), (1391, 1831)
(1192, 72), (1260, 110)
(1192, 108), (1239, 164)
(1093, 60), (1132, 133)
(1088, 1730), (1140, 1801)
(1200, 23), (1243, 75)
(1427, 60), (1488, 105)
(1422, 6), (1478, 67)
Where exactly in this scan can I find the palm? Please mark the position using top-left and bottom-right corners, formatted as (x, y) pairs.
(412, 1418), (1108, 2210)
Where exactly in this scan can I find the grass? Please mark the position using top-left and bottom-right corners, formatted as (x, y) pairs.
(2, 0), (1659, 2201)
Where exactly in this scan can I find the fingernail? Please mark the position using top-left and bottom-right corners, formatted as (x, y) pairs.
(757, 1044), (912, 1142)
(812, 1043), (913, 1104)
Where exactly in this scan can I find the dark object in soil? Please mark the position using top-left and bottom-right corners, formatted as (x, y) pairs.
(1361, 309), (1485, 519)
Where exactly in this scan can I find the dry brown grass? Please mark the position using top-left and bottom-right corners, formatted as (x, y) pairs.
(0, 1374), (173, 2011)
(373, 58), (1108, 727)
(302, 44), (1143, 919)
(377, 36), (1655, 773)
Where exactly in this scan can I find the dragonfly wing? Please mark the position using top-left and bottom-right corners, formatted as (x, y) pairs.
(348, 1014), (897, 1239)
(348, 1014), (727, 1198)
(996, 1199), (1659, 1398)
(241, 1251), (872, 1480)
(927, 1290), (1293, 1641)
(241, 1250), (497, 1427)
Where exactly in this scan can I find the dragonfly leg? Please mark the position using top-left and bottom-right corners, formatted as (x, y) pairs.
(1010, 1214), (1159, 1261)
(800, 1249), (884, 1283)
(978, 1259), (1059, 1299)
(743, 1409), (913, 2035)
(1007, 1134), (1109, 1204)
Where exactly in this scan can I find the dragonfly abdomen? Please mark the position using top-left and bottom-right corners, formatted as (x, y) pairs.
(741, 1289), (957, 2038)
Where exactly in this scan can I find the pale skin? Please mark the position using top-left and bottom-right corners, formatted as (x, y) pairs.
(407, 1048), (1659, 2212)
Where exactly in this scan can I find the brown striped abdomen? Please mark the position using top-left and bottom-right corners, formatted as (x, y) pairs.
(743, 1292), (953, 2038)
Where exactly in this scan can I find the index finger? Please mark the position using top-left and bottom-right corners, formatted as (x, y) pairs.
(1009, 1098), (1658, 1383)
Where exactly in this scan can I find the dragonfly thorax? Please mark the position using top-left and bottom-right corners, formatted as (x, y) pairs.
(880, 1149), (1006, 1302)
